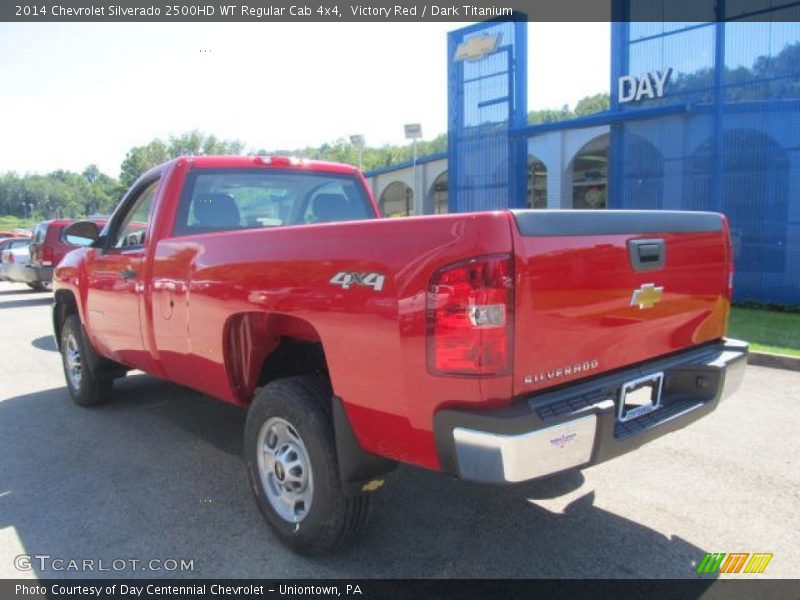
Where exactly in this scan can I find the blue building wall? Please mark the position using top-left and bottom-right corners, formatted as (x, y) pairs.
(610, 14), (800, 305)
(446, 11), (800, 305)
(447, 18), (528, 212)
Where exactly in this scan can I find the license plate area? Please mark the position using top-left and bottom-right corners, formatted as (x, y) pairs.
(618, 372), (664, 423)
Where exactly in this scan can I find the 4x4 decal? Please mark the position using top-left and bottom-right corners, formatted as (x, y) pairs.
(329, 271), (385, 292)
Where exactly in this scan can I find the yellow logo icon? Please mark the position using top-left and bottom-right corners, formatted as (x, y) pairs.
(454, 34), (502, 62)
(630, 283), (664, 309)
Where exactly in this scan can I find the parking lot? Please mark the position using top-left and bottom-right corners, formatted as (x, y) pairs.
(0, 281), (798, 579)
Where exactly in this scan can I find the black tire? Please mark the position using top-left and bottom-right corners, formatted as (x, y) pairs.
(27, 282), (46, 291)
(60, 315), (113, 406)
(244, 376), (370, 555)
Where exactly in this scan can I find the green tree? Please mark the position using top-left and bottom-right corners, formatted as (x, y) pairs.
(574, 93), (610, 117)
(119, 140), (169, 187)
(119, 131), (245, 187)
(82, 164), (101, 184)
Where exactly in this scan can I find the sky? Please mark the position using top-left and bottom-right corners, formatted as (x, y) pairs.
(0, 22), (610, 177)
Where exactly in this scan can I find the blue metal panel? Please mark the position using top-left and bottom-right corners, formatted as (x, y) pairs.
(611, 7), (800, 305)
(447, 17), (527, 213)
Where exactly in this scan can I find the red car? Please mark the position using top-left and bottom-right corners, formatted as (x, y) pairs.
(28, 219), (106, 290)
(52, 155), (747, 554)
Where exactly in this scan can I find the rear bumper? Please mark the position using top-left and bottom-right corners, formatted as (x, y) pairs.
(2, 264), (43, 284)
(27, 264), (53, 284)
(3, 263), (52, 284)
(434, 339), (747, 484)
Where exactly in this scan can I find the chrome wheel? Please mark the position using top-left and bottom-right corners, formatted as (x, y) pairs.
(64, 331), (82, 389)
(256, 417), (314, 523)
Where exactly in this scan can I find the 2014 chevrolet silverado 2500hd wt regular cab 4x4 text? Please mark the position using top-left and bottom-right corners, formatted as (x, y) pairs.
(52, 155), (747, 554)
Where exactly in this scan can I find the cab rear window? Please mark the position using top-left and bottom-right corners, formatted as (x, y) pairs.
(173, 169), (374, 236)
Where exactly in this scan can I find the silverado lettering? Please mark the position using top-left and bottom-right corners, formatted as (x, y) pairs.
(52, 155), (747, 555)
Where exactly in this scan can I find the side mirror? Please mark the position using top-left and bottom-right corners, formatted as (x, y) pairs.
(64, 221), (100, 247)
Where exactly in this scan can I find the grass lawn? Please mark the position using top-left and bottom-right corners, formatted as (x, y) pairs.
(729, 307), (800, 357)
(0, 215), (33, 230)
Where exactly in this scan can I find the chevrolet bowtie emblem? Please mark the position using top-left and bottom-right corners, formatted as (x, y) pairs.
(630, 283), (664, 309)
(454, 33), (502, 62)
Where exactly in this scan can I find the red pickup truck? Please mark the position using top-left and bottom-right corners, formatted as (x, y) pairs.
(53, 155), (747, 554)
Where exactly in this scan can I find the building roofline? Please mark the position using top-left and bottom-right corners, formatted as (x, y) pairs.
(363, 151), (448, 178)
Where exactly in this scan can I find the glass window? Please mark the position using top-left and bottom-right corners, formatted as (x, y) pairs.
(113, 179), (159, 249)
(174, 170), (373, 235)
(431, 171), (448, 214)
(32, 223), (47, 244)
(572, 134), (609, 209)
(379, 182), (414, 217)
(527, 156), (547, 209)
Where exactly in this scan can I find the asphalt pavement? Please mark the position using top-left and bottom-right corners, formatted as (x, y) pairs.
(0, 282), (798, 579)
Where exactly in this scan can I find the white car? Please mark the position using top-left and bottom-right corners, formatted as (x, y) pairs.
(0, 238), (43, 289)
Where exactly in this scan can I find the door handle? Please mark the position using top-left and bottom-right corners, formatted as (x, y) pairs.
(628, 239), (665, 271)
(119, 268), (137, 280)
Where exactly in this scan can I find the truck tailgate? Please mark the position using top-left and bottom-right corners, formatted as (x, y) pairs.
(511, 210), (732, 396)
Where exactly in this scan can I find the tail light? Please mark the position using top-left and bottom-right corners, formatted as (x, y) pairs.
(426, 254), (514, 376)
(722, 215), (734, 300)
(43, 245), (54, 266)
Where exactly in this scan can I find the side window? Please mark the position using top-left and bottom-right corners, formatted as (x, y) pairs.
(113, 179), (159, 249)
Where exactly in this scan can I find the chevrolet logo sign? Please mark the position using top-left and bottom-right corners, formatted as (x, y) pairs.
(630, 283), (664, 309)
(454, 33), (502, 62)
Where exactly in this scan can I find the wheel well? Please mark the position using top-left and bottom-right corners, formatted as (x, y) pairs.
(53, 290), (79, 348)
(225, 312), (330, 405)
(257, 339), (329, 388)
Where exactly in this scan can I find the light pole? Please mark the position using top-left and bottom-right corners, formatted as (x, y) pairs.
(404, 123), (422, 215)
(349, 134), (365, 171)
(28, 203), (34, 226)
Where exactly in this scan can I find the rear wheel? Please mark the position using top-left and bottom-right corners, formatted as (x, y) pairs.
(244, 376), (370, 555)
(60, 315), (113, 406)
(27, 282), (47, 291)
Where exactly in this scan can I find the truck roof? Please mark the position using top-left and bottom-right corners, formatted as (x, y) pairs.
(185, 155), (362, 175)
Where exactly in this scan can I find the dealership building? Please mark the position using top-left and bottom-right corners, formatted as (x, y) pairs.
(364, 8), (800, 305)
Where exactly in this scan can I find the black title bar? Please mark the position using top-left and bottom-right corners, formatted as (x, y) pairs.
(3, 579), (800, 600)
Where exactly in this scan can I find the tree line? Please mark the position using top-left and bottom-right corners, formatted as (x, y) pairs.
(0, 94), (610, 221)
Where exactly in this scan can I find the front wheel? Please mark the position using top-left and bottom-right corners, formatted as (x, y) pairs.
(244, 376), (370, 555)
(60, 315), (113, 406)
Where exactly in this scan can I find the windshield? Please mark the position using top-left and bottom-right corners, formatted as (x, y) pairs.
(173, 169), (374, 236)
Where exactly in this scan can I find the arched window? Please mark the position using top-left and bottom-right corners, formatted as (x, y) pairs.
(430, 171), (448, 214)
(527, 156), (547, 208)
(571, 134), (609, 209)
(380, 182), (414, 217)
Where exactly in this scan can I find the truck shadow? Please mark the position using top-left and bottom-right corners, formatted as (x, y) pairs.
(31, 335), (58, 352)
(0, 375), (713, 580)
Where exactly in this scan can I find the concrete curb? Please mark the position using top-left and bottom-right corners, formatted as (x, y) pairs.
(747, 351), (800, 372)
